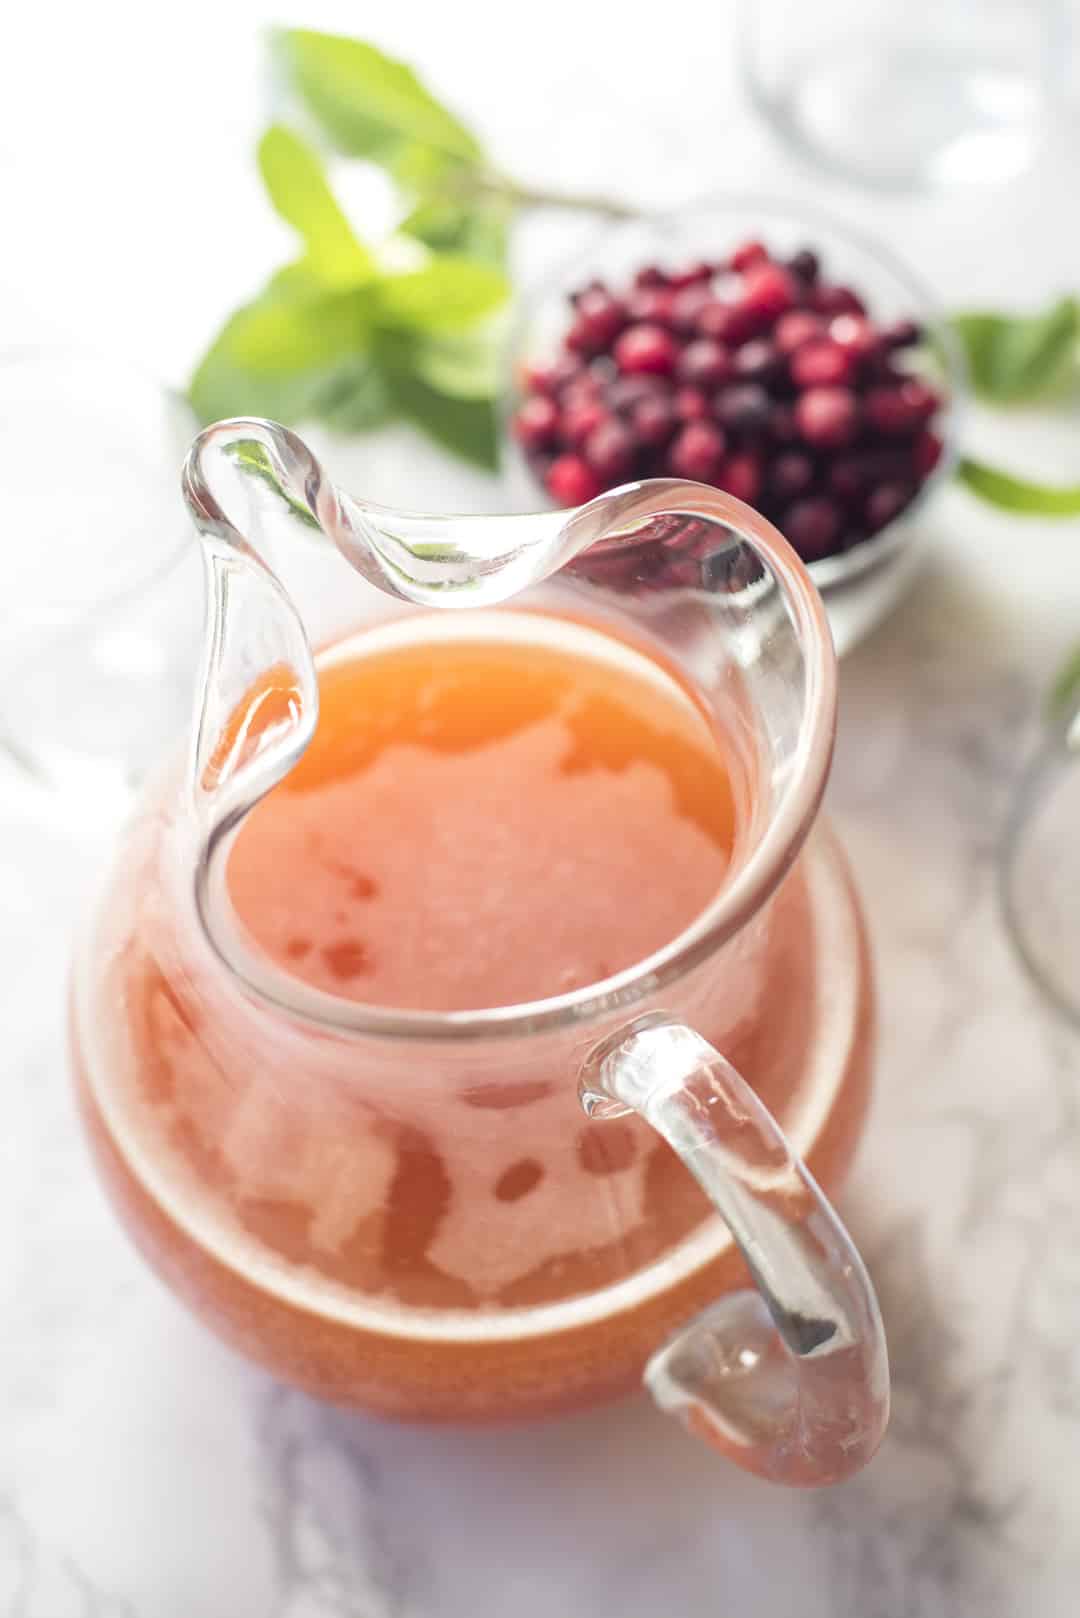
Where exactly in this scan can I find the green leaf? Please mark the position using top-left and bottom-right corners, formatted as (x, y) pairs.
(189, 345), (345, 427)
(273, 29), (482, 165)
(188, 279), (373, 424)
(224, 287), (371, 372)
(373, 257), (509, 331)
(402, 328), (503, 399)
(956, 457), (1080, 515)
(951, 297), (1080, 403)
(383, 360), (498, 468)
(316, 360), (396, 433)
(256, 124), (374, 285)
(400, 197), (509, 266)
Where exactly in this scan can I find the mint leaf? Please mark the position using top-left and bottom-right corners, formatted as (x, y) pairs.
(317, 360), (396, 433)
(190, 345), (351, 427)
(224, 287), (371, 372)
(257, 124), (374, 286)
(952, 297), (1079, 403)
(374, 258), (509, 332)
(403, 328), (503, 399)
(401, 197), (509, 266)
(956, 457), (1080, 515)
(383, 358), (498, 468)
(273, 30), (482, 166)
(189, 280), (372, 424)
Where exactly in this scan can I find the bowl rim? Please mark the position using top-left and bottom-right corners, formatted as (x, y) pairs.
(502, 190), (968, 590)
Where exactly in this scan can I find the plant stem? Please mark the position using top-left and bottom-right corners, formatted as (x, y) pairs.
(455, 167), (639, 221)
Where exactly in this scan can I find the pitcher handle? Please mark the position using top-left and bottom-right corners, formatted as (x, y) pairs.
(579, 1012), (888, 1487)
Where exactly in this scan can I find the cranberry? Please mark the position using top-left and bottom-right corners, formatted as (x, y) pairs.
(783, 496), (842, 561)
(512, 395), (560, 449)
(668, 421), (727, 482)
(795, 386), (860, 449)
(548, 353), (586, 392)
(626, 286), (676, 326)
(697, 299), (767, 345)
(771, 451), (815, 500)
(632, 394), (678, 446)
(679, 339), (733, 387)
(828, 315), (879, 360)
(733, 339), (782, 381)
(881, 318), (923, 350)
(520, 361), (558, 395)
(568, 278), (606, 306)
(565, 290), (627, 355)
(563, 400), (609, 447)
(607, 375), (661, 415)
(546, 455), (602, 507)
(790, 338), (854, 388)
(913, 429), (944, 479)
(670, 283), (714, 332)
(865, 481), (913, 533)
(788, 249), (820, 284)
(717, 451), (763, 505)
(775, 310), (824, 354)
(768, 403), (798, 443)
(740, 263), (798, 322)
(861, 447), (918, 484)
(614, 322), (679, 376)
(865, 379), (938, 435)
(634, 264), (668, 288)
(561, 370), (603, 410)
(730, 240), (769, 273)
(828, 455), (867, 503)
(675, 386), (711, 421)
(714, 383), (771, 435)
(584, 420), (636, 483)
(811, 284), (866, 318)
(669, 261), (714, 289)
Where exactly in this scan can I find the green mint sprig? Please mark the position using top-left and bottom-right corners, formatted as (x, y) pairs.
(189, 29), (632, 466)
(948, 296), (1080, 517)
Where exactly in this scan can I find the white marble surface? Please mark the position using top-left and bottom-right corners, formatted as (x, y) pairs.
(4, 4), (1080, 1615)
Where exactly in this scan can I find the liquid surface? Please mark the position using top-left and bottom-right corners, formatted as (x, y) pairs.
(227, 620), (740, 1010)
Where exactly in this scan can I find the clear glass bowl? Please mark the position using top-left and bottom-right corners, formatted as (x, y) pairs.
(503, 197), (965, 655)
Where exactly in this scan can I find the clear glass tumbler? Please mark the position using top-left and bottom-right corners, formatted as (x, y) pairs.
(1000, 687), (1080, 1029)
(739, 0), (1063, 190)
(0, 347), (202, 807)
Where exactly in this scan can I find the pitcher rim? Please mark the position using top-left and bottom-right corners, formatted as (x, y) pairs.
(204, 487), (838, 1043)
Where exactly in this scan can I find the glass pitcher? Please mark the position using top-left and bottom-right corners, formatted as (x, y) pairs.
(70, 419), (888, 1487)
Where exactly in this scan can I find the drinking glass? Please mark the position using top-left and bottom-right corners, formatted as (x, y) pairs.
(739, 0), (1063, 190)
(0, 347), (201, 803)
(1000, 687), (1080, 1028)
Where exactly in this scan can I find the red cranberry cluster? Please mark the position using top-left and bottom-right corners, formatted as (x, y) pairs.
(512, 241), (945, 565)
